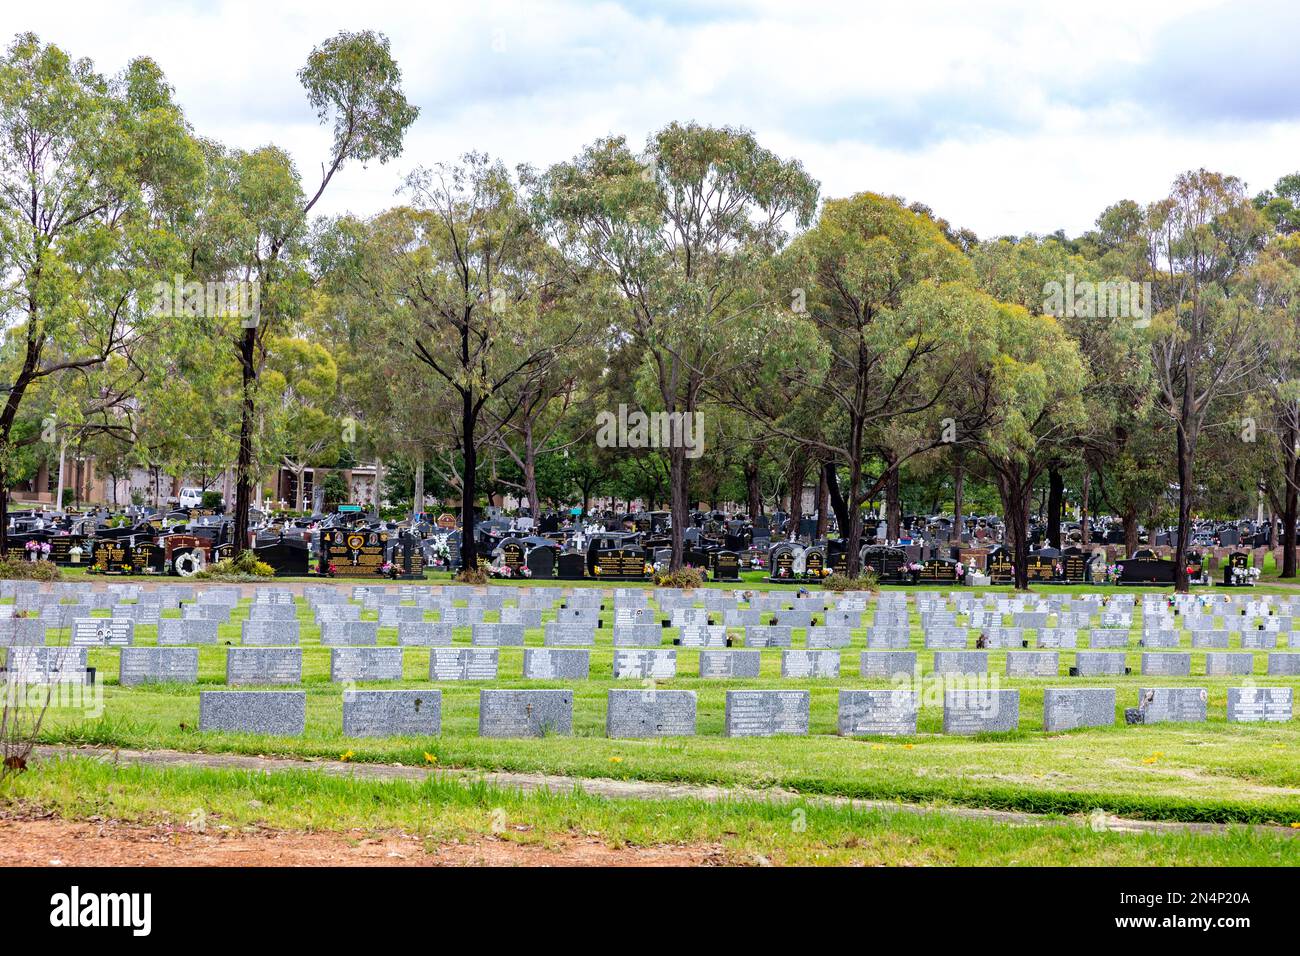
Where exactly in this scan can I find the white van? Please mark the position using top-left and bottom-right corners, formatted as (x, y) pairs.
(178, 487), (205, 509)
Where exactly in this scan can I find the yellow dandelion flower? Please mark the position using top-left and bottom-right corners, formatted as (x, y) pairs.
(423, 752), (438, 765)
(339, 749), (354, 762)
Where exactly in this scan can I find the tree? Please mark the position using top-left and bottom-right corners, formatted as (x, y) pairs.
(542, 123), (818, 568)
(0, 33), (202, 548)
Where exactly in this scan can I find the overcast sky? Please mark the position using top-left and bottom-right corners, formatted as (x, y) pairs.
(10, 0), (1298, 238)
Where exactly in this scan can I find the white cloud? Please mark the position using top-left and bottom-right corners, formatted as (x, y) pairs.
(6, 0), (1296, 236)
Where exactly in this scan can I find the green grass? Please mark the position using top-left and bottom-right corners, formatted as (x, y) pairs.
(23, 592), (1300, 826)
(7, 756), (1298, 865)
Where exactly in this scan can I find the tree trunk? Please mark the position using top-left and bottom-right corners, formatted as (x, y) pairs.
(1080, 469), (1091, 545)
(1173, 424), (1194, 593)
(885, 455), (901, 542)
(1282, 457), (1298, 578)
(233, 325), (257, 555)
(412, 457), (424, 519)
(522, 419), (539, 520)
(1124, 505), (1139, 557)
(814, 465), (829, 540)
(1046, 466), (1063, 548)
(668, 444), (688, 570)
(824, 461), (849, 535)
(787, 452), (808, 541)
(744, 458), (761, 522)
(998, 471), (1032, 591)
(950, 447), (965, 544)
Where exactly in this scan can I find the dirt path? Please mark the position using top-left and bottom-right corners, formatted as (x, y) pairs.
(0, 814), (720, 866)
(32, 744), (1300, 839)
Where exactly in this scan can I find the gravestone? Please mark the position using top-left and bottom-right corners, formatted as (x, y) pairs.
(472, 622), (526, 647)
(71, 618), (134, 647)
(859, 651), (918, 679)
(1074, 651), (1128, 676)
(606, 689), (697, 738)
(478, 689), (573, 737)
(1127, 687), (1208, 724)
(1226, 687), (1292, 723)
(429, 648), (499, 680)
(745, 625), (793, 648)
(837, 689), (919, 736)
(1042, 687), (1116, 732)
(199, 691), (305, 735)
(248, 603), (297, 621)
(780, 649), (840, 678)
(677, 624), (729, 648)
(330, 647), (404, 682)
(320, 621), (379, 646)
(226, 647), (302, 685)
(932, 651), (988, 675)
(1005, 651), (1059, 677)
(942, 689), (1020, 734)
(698, 650), (761, 678)
(522, 647), (591, 680)
(1266, 653), (1300, 675)
(1204, 652), (1254, 676)
(342, 689), (440, 737)
(118, 647), (198, 685)
(1, 647), (88, 683)
(157, 618), (219, 646)
(1088, 629), (1130, 649)
(543, 622), (596, 646)
(241, 620), (300, 646)
(613, 648), (677, 679)
(0, 617), (46, 646)
(724, 690), (810, 737)
(398, 621), (454, 646)
(806, 626), (853, 649)
(613, 624), (663, 647)
(1140, 652), (1191, 676)
(556, 552), (586, 580)
(867, 627), (911, 649)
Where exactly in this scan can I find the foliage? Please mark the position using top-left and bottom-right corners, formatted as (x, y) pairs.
(653, 566), (704, 588)
(0, 558), (61, 581)
(195, 550), (274, 579)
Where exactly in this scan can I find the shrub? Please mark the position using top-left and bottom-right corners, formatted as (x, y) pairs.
(195, 549), (275, 580)
(823, 570), (878, 592)
(0, 558), (62, 582)
(455, 567), (489, 585)
(201, 490), (223, 510)
(654, 566), (704, 589)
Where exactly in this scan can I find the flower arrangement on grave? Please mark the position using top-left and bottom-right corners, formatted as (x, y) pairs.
(776, 566), (791, 578)
(379, 561), (398, 579)
(955, 562), (966, 579)
(326, 562), (338, 578)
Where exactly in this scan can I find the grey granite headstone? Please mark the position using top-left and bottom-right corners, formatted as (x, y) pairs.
(1036, 628), (1078, 649)
(613, 624), (663, 647)
(157, 618), (219, 646)
(378, 605), (425, 627)
(613, 648), (677, 679)
(543, 622), (595, 646)
(867, 627), (911, 649)
(1226, 686), (1292, 723)
(472, 622), (526, 646)
(2, 646), (88, 682)
(342, 688), (440, 736)
(240, 620), (300, 646)
(226, 647), (302, 685)
(932, 651), (988, 675)
(859, 651), (918, 679)
(606, 689), (696, 738)
(1267, 652), (1300, 676)
(199, 690), (304, 735)
(429, 647), (498, 680)
(698, 649), (761, 678)
(677, 624), (728, 647)
(724, 689), (810, 737)
(247, 604), (297, 621)
(1088, 628), (1130, 649)
(781, 649), (840, 678)
(398, 621), (453, 646)
(943, 688), (1020, 734)
(320, 621), (379, 646)
(1240, 631), (1278, 650)
(924, 627), (968, 649)
(0, 617), (46, 646)
(522, 647), (590, 680)
(838, 689), (918, 736)
(330, 646), (404, 682)
(1140, 652), (1191, 676)
(1042, 687), (1115, 732)
(1204, 652), (1254, 676)
(806, 626), (853, 649)
(71, 618), (134, 647)
(479, 689), (573, 737)
(1004, 651), (1058, 677)
(1132, 686), (1208, 724)
(1191, 630), (1229, 649)
(119, 647), (198, 686)
(745, 625), (792, 648)
(1075, 651), (1128, 676)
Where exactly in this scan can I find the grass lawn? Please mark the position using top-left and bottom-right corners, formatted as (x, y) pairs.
(19, 589), (1300, 831)
(7, 756), (1298, 866)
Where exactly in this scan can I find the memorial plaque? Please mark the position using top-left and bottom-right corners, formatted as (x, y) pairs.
(613, 648), (676, 679)
(0, 617), (47, 647)
(2, 646), (88, 682)
(156, 618), (219, 646)
(1266, 652), (1300, 675)
(745, 625), (792, 648)
(321, 528), (390, 577)
(932, 651), (988, 675)
(780, 649), (840, 678)
(1204, 652), (1254, 676)
(613, 624), (663, 647)
(925, 627), (968, 649)
(606, 689), (696, 738)
(1240, 631), (1278, 650)
(678, 624), (728, 647)
(1130, 686), (1207, 724)
(1140, 652), (1191, 676)
(806, 626), (853, 649)
(248, 603), (297, 621)
(1074, 651), (1128, 676)
(398, 621), (454, 646)
(1042, 687), (1116, 732)
(837, 689), (918, 736)
(859, 651), (917, 679)
(724, 690), (810, 737)
(119, 647), (198, 685)
(241, 620), (300, 646)
(698, 650), (761, 678)
(71, 618), (134, 647)
(378, 606), (424, 627)
(478, 689), (573, 737)
(1035, 628), (1078, 649)
(942, 688), (1020, 734)
(343, 689), (441, 737)
(867, 627), (911, 649)
(199, 691), (305, 735)
(522, 647), (590, 680)
(320, 621), (379, 646)
(593, 548), (648, 581)
(1226, 687), (1292, 723)
(543, 622), (596, 646)
(226, 647), (301, 685)
(1089, 628), (1130, 648)
(1191, 630), (1229, 649)
(1005, 651), (1059, 677)
(429, 647), (498, 681)
(330, 646), (403, 682)
(472, 622), (526, 647)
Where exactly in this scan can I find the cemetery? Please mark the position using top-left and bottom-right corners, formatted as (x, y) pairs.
(0, 8), (1298, 888)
